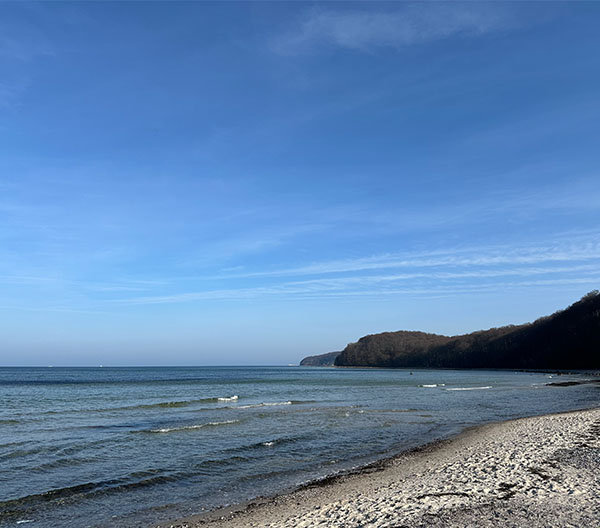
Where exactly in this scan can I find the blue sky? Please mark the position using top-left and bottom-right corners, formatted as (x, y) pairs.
(1, 2), (599, 366)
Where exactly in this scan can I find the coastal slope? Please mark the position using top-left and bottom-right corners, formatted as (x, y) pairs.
(333, 291), (600, 369)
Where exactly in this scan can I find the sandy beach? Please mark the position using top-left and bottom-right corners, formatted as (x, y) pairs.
(157, 407), (600, 528)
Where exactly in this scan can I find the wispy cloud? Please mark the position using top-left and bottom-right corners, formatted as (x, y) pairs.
(0, 82), (20, 110)
(0, 34), (53, 61)
(179, 221), (328, 268)
(273, 4), (513, 55)
(114, 273), (600, 306)
(211, 237), (600, 280)
(115, 238), (600, 305)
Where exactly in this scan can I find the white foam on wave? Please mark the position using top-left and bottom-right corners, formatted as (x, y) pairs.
(150, 420), (239, 433)
(419, 384), (446, 388)
(238, 401), (292, 409)
(262, 441), (275, 446)
(446, 386), (492, 391)
(217, 395), (238, 402)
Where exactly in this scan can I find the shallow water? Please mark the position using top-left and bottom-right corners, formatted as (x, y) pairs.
(0, 366), (598, 527)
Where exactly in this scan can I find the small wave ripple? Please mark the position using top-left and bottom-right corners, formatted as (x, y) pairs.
(40, 395), (242, 415)
(235, 400), (313, 409)
(146, 420), (239, 434)
(238, 401), (292, 409)
(0, 419), (20, 425)
(0, 470), (186, 519)
(446, 386), (493, 391)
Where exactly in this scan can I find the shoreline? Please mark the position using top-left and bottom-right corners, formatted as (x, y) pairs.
(303, 365), (600, 377)
(155, 406), (600, 528)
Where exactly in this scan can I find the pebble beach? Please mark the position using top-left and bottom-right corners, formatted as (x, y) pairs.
(161, 407), (600, 528)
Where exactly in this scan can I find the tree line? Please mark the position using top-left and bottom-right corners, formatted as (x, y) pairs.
(332, 291), (600, 369)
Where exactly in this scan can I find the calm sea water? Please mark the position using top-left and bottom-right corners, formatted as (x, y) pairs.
(0, 366), (598, 527)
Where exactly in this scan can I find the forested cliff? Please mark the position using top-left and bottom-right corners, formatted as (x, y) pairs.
(327, 292), (600, 369)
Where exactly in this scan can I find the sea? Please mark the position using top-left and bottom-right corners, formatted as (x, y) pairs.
(1, 366), (598, 527)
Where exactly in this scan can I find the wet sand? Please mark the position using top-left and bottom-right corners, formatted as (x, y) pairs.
(156, 407), (600, 528)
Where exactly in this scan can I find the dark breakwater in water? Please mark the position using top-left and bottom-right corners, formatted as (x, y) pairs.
(0, 366), (598, 527)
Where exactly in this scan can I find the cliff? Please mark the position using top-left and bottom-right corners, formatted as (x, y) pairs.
(333, 291), (600, 369)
